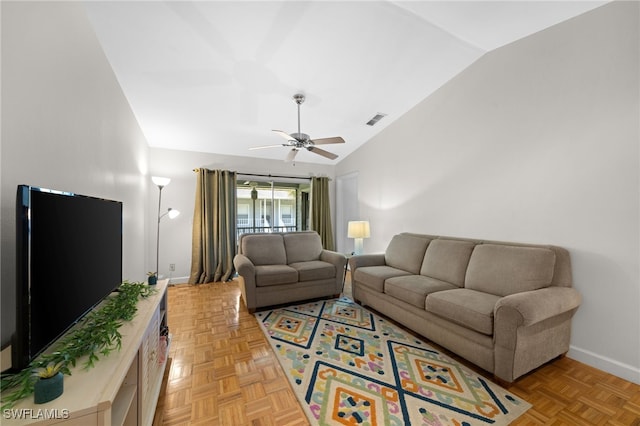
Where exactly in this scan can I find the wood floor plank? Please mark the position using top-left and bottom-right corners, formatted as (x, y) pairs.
(153, 278), (640, 425)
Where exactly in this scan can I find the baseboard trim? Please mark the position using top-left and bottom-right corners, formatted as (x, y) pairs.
(568, 345), (640, 385)
(167, 276), (189, 285)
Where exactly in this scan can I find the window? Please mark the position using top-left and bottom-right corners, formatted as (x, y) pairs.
(236, 180), (310, 239)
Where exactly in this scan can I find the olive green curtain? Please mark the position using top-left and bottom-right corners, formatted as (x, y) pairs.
(189, 169), (237, 284)
(310, 176), (335, 250)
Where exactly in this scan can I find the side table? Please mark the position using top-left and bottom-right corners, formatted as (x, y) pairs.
(342, 253), (354, 293)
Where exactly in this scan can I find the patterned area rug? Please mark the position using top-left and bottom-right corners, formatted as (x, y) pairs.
(255, 297), (531, 425)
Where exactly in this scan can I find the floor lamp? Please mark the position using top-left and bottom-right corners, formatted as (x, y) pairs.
(348, 221), (370, 255)
(152, 176), (180, 279)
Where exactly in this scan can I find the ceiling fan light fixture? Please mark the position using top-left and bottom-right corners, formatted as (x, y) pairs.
(285, 148), (299, 163)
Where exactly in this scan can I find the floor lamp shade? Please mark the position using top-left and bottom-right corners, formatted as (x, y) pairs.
(348, 221), (370, 255)
(152, 176), (171, 188)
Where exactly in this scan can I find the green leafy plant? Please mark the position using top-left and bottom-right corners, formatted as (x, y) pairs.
(0, 281), (155, 409)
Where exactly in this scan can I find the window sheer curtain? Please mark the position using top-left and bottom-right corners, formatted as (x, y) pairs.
(310, 176), (335, 251)
(189, 169), (237, 284)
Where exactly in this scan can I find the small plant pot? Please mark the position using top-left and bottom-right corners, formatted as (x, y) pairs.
(34, 372), (64, 404)
(148, 275), (157, 285)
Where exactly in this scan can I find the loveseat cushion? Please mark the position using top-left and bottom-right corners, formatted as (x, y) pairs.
(385, 234), (431, 274)
(384, 275), (458, 309)
(254, 264), (298, 286)
(420, 239), (476, 286)
(289, 260), (335, 282)
(426, 288), (501, 335)
(353, 266), (411, 293)
(241, 234), (287, 266)
(465, 244), (556, 296)
(284, 232), (323, 264)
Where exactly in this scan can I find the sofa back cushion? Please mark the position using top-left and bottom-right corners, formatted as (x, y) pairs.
(465, 244), (556, 296)
(241, 234), (287, 266)
(385, 234), (431, 274)
(420, 239), (476, 286)
(284, 232), (323, 264)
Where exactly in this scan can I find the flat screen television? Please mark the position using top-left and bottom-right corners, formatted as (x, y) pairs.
(13, 185), (123, 371)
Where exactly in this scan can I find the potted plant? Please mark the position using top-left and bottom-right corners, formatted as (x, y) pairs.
(32, 362), (64, 404)
(147, 272), (157, 285)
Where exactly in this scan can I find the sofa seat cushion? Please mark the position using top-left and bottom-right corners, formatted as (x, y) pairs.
(354, 266), (411, 293)
(255, 264), (298, 287)
(426, 289), (501, 335)
(384, 275), (458, 309)
(465, 244), (556, 296)
(289, 260), (335, 282)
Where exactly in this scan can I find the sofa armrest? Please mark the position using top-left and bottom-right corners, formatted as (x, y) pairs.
(348, 253), (386, 273)
(493, 286), (581, 382)
(321, 250), (348, 292)
(320, 250), (347, 269)
(234, 253), (255, 278)
(495, 287), (582, 327)
(233, 254), (257, 311)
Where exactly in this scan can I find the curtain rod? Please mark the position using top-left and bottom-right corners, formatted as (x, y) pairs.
(237, 172), (312, 181)
(192, 168), (324, 181)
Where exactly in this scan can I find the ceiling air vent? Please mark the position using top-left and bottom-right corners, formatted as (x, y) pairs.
(366, 113), (386, 126)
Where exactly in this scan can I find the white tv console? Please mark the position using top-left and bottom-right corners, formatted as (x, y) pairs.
(2, 279), (170, 426)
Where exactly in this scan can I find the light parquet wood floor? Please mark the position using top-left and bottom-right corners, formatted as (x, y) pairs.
(153, 279), (640, 425)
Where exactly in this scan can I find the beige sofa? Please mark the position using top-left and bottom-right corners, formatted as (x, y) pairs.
(234, 231), (347, 313)
(349, 233), (582, 383)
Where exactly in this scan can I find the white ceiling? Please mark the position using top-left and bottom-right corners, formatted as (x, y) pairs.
(84, 1), (607, 164)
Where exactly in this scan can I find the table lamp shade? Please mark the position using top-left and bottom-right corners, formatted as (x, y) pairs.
(348, 221), (370, 239)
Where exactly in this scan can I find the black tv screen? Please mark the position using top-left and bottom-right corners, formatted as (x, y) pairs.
(13, 185), (123, 371)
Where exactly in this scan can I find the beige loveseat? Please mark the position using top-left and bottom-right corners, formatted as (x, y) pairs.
(234, 231), (347, 313)
(350, 233), (582, 383)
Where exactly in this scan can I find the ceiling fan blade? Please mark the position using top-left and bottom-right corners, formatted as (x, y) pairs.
(309, 146), (338, 160)
(285, 148), (299, 163)
(311, 136), (345, 145)
(249, 144), (286, 150)
(272, 130), (294, 141)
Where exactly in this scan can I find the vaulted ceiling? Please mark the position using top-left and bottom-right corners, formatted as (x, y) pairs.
(84, 1), (607, 164)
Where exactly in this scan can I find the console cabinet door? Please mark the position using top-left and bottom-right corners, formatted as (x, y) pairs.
(138, 307), (160, 425)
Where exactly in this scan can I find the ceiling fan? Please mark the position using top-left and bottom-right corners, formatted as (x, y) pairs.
(250, 93), (345, 162)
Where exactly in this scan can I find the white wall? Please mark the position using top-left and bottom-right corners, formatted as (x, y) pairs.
(0, 2), (150, 348)
(336, 1), (639, 384)
(2, 0), (637, 386)
(148, 148), (336, 283)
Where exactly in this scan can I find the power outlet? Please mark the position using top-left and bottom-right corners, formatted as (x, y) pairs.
(169, 263), (175, 272)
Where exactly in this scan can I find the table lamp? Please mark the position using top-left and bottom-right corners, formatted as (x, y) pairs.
(348, 221), (370, 255)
